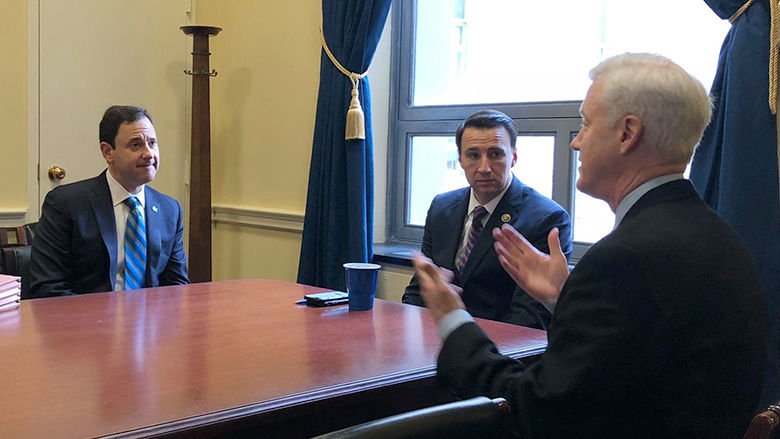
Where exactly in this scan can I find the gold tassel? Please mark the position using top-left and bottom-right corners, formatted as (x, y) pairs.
(345, 75), (366, 140)
(320, 27), (369, 140)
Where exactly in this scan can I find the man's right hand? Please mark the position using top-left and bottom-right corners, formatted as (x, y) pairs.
(493, 225), (569, 310)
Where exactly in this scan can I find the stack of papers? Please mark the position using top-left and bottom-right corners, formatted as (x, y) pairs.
(0, 274), (21, 311)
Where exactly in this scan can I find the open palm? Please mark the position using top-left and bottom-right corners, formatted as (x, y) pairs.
(493, 225), (569, 310)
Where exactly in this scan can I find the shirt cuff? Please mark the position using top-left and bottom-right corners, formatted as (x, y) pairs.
(438, 308), (475, 341)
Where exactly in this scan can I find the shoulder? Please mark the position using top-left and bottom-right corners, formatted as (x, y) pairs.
(145, 186), (182, 210)
(44, 174), (106, 203)
(507, 178), (566, 214)
(430, 186), (469, 209)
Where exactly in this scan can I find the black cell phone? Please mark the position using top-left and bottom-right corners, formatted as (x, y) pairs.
(304, 291), (349, 307)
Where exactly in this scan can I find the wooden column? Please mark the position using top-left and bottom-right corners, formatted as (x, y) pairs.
(181, 25), (221, 283)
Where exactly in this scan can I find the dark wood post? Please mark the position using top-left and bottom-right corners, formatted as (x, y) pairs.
(181, 25), (221, 283)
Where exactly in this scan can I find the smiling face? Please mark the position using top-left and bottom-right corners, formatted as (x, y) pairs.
(458, 126), (517, 205)
(100, 117), (159, 194)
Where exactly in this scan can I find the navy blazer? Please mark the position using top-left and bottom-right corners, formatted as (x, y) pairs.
(26, 171), (189, 298)
(436, 180), (767, 438)
(403, 177), (572, 328)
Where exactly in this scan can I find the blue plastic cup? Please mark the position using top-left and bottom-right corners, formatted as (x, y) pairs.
(343, 263), (381, 311)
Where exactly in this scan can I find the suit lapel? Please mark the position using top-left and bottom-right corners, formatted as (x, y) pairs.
(144, 187), (161, 285)
(460, 178), (523, 283)
(441, 191), (469, 270)
(89, 173), (118, 289)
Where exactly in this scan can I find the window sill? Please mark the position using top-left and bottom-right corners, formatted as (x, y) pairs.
(372, 243), (417, 267)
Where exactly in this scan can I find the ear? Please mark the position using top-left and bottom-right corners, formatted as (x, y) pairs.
(510, 149), (517, 167)
(100, 142), (114, 164)
(618, 115), (642, 155)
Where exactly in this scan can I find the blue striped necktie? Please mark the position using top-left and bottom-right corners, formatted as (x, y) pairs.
(457, 205), (488, 272)
(123, 196), (147, 290)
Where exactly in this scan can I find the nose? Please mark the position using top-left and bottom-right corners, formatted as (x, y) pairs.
(476, 156), (492, 174)
(570, 131), (582, 151)
(140, 142), (155, 159)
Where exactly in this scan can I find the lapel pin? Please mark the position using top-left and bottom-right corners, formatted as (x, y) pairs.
(501, 213), (511, 223)
(152, 205), (158, 213)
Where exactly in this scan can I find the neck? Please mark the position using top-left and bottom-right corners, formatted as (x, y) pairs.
(108, 168), (142, 194)
(607, 163), (684, 211)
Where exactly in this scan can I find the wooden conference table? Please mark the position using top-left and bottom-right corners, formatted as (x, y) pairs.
(0, 279), (547, 438)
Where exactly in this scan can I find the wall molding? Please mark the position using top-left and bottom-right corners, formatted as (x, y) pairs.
(0, 208), (28, 221)
(212, 205), (304, 233)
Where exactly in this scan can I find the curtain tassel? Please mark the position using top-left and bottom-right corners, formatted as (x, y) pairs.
(320, 27), (368, 140)
(345, 75), (366, 140)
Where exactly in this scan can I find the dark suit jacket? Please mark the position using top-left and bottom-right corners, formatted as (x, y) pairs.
(26, 171), (189, 298)
(437, 180), (768, 439)
(403, 177), (573, 328)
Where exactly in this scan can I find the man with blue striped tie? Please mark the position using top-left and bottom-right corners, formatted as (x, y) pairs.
(28, 105), (189, 298)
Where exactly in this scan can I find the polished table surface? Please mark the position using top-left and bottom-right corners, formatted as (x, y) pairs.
(0, 279), (547, 438)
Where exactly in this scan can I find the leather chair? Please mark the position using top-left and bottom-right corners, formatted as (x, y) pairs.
(312, 396), (511, 439)
(2, 245), (31, 297)
(744, 401), (780, 439)
(23, 222), (37, 244)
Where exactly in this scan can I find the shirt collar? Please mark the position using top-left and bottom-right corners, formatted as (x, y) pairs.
(614, 173), (683, 229)
(105, 170), (146, 208)
(468, 175), (512, 217)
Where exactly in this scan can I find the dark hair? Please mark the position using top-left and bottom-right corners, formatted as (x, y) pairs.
(455, 110), (517, 153)
(99, 105), (154, 148)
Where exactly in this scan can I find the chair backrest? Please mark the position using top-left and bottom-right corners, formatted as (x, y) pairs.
(312, 396), (511, 439)
(2, 245), (31, 297)
(744, 402), (780, 439)
(0, 226), (27, 246)
(23, 222), (37, 244)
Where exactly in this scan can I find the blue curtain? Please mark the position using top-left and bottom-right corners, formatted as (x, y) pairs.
(691, 0), (780, 408)
(297, 0), (392, 290)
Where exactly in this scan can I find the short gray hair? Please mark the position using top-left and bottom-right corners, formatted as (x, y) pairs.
(589, 53), (712, 164)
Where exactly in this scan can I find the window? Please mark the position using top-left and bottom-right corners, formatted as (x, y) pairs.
(386, 0), (729, 259)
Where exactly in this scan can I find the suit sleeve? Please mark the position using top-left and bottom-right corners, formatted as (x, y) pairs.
(437, 242), (647, 437)
(501, 207), (572, 327)
(401, 202), (435, 307)
(27, 189), (75, 298)
(158, 201), (189, 286)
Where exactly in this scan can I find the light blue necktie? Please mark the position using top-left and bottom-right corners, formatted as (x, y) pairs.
(123, 196), (147, 290)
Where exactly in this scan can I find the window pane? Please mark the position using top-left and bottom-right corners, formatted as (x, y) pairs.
(407, 134), (554, 226)
(514, 135), (554, 200)
(413, 0), (728, 106)
(408, 136), (465, 225)
(572, 152), (614, 243)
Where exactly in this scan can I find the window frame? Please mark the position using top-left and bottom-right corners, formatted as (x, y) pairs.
(385, 0), (591, 261)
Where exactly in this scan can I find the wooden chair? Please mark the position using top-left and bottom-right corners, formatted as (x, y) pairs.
(312, 396), (511, 439)
(744, 402), (780, 439)
(0, 226), (27, 246)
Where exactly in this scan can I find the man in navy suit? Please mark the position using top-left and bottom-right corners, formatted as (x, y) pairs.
(402, 110), (572, 328)
(27, 105), (189, 298)
(414, 54), (767, 438)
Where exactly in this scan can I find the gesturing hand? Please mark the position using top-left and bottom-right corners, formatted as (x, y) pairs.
(412, 254), (465, 324)
(493, 225), (569, 310)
